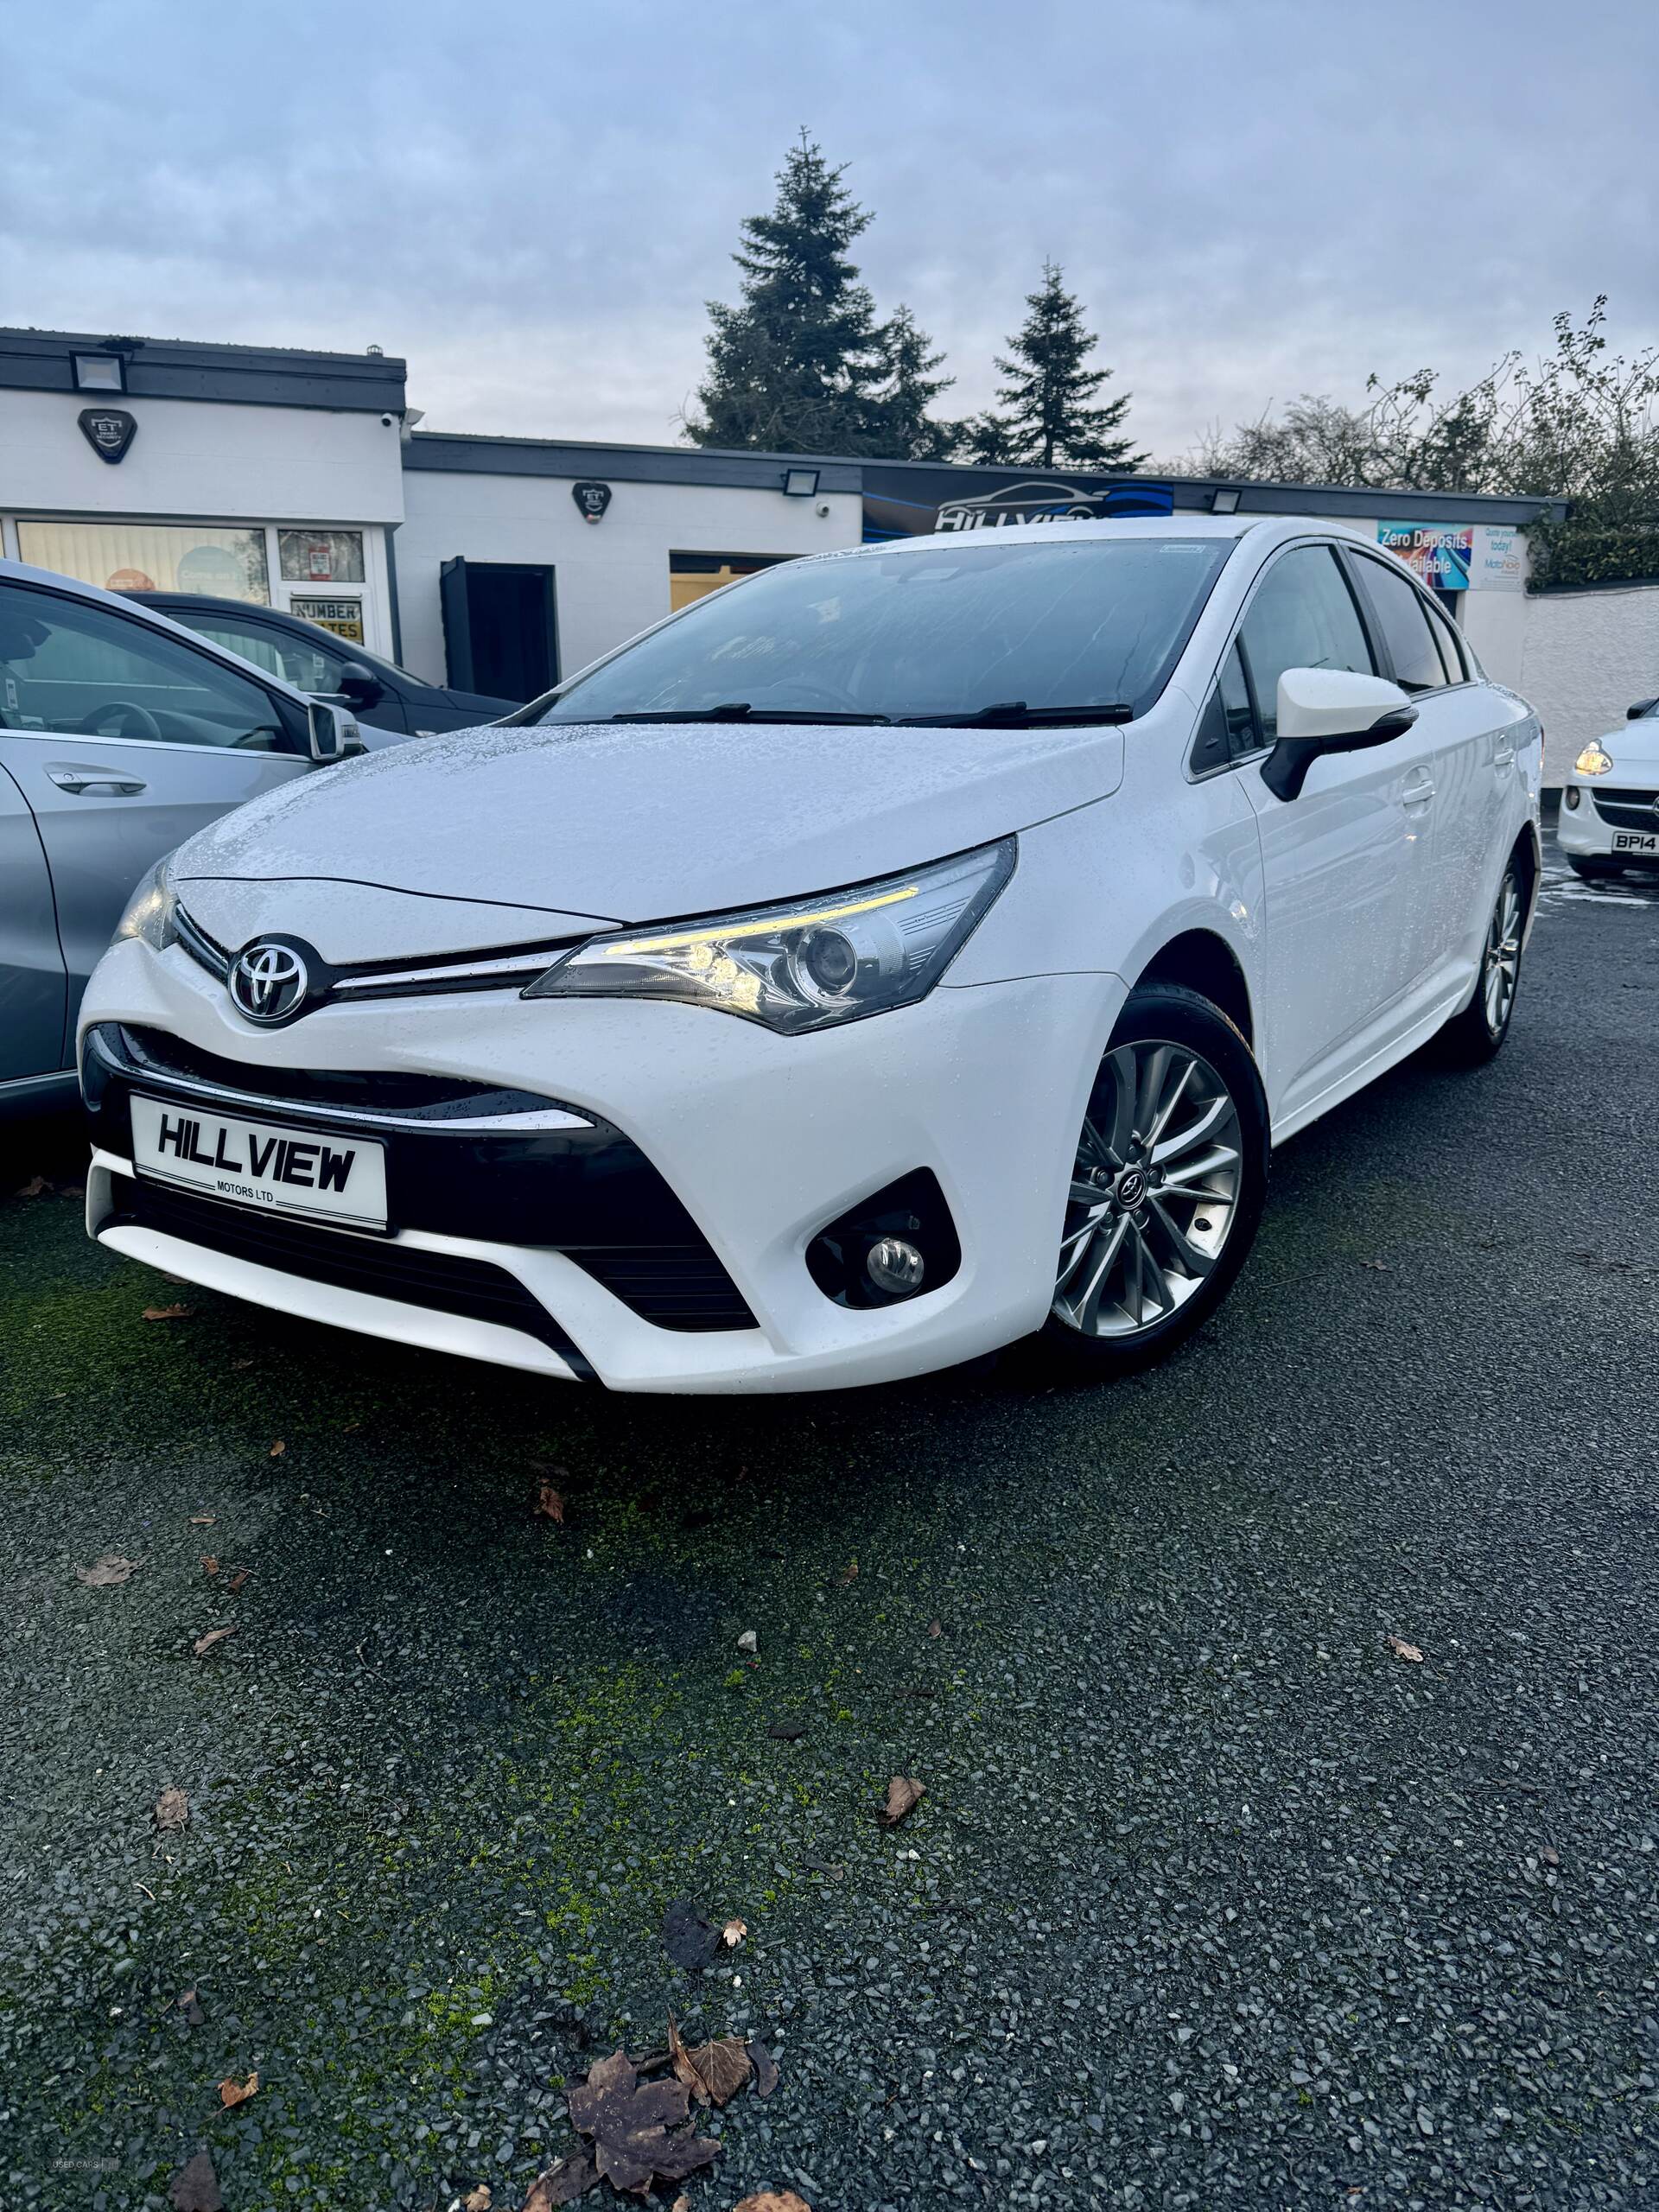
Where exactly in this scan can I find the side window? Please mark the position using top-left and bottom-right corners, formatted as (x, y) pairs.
(1352, 556), (1449, 691)
(1236, 547), (1374, 741)
(1191, 641), (1259, 775)
(0, 584), (297, 751)
(1425, 597), (1467, 683)
(188, 617), (345, 694)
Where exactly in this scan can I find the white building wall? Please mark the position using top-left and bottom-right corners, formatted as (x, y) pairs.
(1518, 582), (1659, 784)
(0, 389), (406, 524)
(396, 467), (863, 688)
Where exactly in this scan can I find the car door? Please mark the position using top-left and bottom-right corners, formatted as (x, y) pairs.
(0, 577), (315, 1059)
(1229, 541), (1440, 1126)
(1344, 550), (1512, 996)
(0, 759), (67, 1086)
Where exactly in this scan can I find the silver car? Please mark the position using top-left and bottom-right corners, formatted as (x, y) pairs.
(0, 560), (365, 1116)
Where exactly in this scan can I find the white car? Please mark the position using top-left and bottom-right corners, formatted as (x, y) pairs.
(1558, 696), (1659, 879)
(78, 516), (1541, 1395)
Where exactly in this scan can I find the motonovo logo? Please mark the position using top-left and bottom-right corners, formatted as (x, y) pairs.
(229, 940), (310, 1025)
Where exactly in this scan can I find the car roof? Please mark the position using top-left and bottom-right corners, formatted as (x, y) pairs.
(0, 557), (320, 705)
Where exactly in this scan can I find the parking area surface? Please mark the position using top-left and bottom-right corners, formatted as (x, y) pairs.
(3, 838), (1656, 2212)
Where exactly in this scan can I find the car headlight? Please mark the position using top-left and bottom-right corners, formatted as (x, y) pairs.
(524, 837), (1016, 1033)
(1574, 744), (1615, 776)
(111, 857), (178, 951)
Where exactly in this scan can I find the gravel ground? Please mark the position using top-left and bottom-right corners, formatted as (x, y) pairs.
(2, 836), (1656, 2212)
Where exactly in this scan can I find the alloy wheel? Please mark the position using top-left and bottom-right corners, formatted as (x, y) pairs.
(1053, 1039), (1244, 1339)
(1482, 866), (1523, 1037)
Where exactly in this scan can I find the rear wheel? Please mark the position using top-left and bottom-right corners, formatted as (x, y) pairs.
(1040, 984), (1268, 1376)
(1439, 856), (1524, 1063)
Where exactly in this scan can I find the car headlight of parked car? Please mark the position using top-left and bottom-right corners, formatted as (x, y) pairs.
(524, 836), (1017, 1034)
(1574, 744), (1615, 776)
(111, 857), (178, 951)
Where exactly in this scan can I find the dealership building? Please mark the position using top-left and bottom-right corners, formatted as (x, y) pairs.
(3, 323), (1650, 782)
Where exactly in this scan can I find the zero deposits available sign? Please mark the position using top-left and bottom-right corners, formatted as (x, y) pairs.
(1376, 522), (1474, 589)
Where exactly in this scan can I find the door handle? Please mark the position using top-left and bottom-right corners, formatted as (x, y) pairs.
(1402, 772), (1436, 806)
(1493, 745), (1516, 769)
(47, 766), (148, 797)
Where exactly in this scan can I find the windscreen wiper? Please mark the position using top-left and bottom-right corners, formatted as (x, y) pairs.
(897, 700), (1136, 728)
(605, 703), (892, 724)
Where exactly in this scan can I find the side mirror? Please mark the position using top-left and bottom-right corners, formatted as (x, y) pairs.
(1261, 667), (1417, 803)
(334, 660), (384, 709)
(307, 697), (363, 761)
(1625, 697), (1657, 721)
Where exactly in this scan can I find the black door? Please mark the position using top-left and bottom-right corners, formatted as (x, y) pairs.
(440, 560), (558, 702)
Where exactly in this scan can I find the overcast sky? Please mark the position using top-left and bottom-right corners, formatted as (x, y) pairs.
(5, 0), (1655, 461)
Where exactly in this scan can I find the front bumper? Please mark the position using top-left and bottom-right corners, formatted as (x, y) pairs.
(1558, 778), (1659, 860)
(79, 938), (1122, 1393)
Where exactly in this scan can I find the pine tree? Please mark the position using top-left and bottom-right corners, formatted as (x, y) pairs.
(874, 304), (961, 461)
(687, 134), (954, 459)
(966, 263), (1146, 472)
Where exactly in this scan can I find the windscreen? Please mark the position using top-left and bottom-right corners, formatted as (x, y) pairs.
(536, 536), (1233, 725)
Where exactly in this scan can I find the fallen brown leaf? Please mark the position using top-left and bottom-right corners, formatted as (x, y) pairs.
(1385, 1635), (1424, 1664)
(226, 1568), (250, 1595)
(721, 1916), (747, 1949)
(168, 2151), (224, 2211)
(200, 1555), (219, 1576)
(732, 2194), (812, 2212)
(566, 2047), (720, 2194)
(143, 1303), (194, 1321)
(534, 1478), (566, 1522)
(217, 2069), (258, 2108)
(750, 2037), (781, 2097)
(189, 1514), (217, 1526)
(667, 2015), (753, 2107)
(926, 1618), (943, 1638)
(839, 1558), (859, 1586)
(269, 1440), (285, 1457)
(76, 1553), (141, 1587)
(462, 2187), (493, 2211)
(1541, 1842), (1561, 1867)
(1359, 1259), (1392, 1272)
(60, 1182), (85, 1198)
(154, 1786), (189, 1831)
(14, 1175), (49, 1198)
(177, 1987), (206, 2025)
(521, 2152), (598, 2208)
(875, 1775), (925, 1827)
(193, 1626), (235, 1657)
(231, 1357), (254, 1370)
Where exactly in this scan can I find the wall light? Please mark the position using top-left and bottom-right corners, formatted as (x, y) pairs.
(783, 467), (820, 498)
(1210, 486), (1241, 514)
(73, 353), (126, 393)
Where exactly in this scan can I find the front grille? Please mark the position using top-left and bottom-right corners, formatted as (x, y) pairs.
(112, 1024), (574, 1124)
(105, 1174), (595, 1376)
(564, 1249), (762, 1332)
(174, 901), (582, 1007)
(1592, 787), (1659, 831)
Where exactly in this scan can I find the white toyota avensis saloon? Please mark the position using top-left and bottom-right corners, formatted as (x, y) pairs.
(79, 516), (1542, 1394)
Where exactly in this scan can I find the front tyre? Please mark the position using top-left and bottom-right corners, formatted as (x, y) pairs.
(1439, 856), (1524, 1064)
(1040, 983), (1268, 1376)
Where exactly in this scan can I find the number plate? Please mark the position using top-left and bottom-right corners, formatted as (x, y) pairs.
(130, 1094), (388, 1230)
(1611, 830), (1659, 855)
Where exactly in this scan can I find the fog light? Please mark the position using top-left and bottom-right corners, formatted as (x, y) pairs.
(804, 1168), (961, 1309)
(867, 1236), (925, 1297)
(1564, 785), (1581, 810)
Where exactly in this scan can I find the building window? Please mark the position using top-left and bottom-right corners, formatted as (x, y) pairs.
(668, 551), (792, 613)
(278, 529), (365, 584)
(16, 519), (270, 602)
